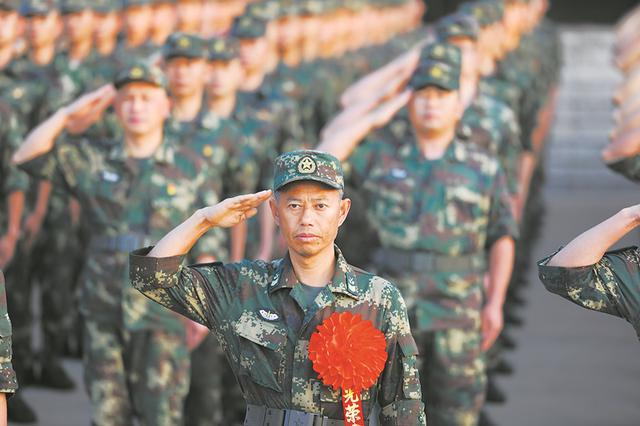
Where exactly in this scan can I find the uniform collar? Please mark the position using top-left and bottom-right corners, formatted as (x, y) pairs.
(108, 137), (176, 165)
(268, 245), (361, 301)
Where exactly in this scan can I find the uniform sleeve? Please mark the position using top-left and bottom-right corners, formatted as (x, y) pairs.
(377, 286), (427, 425)
(0, 271), (18, 395)
(129, 247), (242, 332)
(497, 106), (523, 196)
(606, 155), (640, 184)
(486, 163), (519, 248)
(1, 112), (29, 195)
(538, 246), (640, 336)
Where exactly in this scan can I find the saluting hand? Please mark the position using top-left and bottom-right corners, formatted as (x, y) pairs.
(200, 190), (273, 228)
(63, 84), (117, 134)
(370, 89), (412, 129)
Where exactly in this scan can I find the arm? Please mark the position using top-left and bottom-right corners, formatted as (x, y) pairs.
(0, 191), (24, 269)
(482, 236), (515, 351)
(22, 180), (52, 249)
(547, 206), (640, 268)
(12, 84), (115, 165)
(256, 205), (276, 261)
(230, 222), (247, 263)
(602, 127), (640, 163)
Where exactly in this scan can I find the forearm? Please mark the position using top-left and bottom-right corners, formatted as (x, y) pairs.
(33, 181), (52, 217)
(486, 236), (515, 307)
(0, 393), (5, 426)
(12, 109), (68, 165)
(5, 191), (24, 238)
(230, 221), (247, 262)
(517, 152), (537, 208)
(149, 210), (213, 258)
(602, 128), (640, 162)
(316, 114), (374, 162)
(257, 205), (275, 259)
(548, 207), (640, 267)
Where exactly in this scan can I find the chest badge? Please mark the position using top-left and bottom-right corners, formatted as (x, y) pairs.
(101, 170), (120, 182)
(390, 168), (408, 179)
(258, 309), (279, 322)
(166, 184), (177, 196)
(202, 145), (214, 158)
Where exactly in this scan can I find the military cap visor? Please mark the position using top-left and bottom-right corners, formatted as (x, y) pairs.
(114, 64), (167, 90)
(273, 150), (344, 192)
(162, 34), (208, 60)
(20, 0), (57, 16)
(0, 0), (21, 11)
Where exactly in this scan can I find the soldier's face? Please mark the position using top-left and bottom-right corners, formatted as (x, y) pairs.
(207, 60), (242, 97)
(124, 5), (152, 36)
(27, 13), (59, 47)
(64, 10), (94, 42)
(176, 0), (202, 31)
(165, 57), (208, 97)
(271, 182), (351, 259)
(409, 87), (463, 132)
(239, 38), (268, 72)
(94, 12), (121, 43)
(276, 16), (301, 51)
(152, 3), (176, 30)
(115, 83), (170, 136)
(0, 11), (19, 46)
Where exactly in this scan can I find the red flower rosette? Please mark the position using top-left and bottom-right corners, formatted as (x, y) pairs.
(308, 311), (387, 426)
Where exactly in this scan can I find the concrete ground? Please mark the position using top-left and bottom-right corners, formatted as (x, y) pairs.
(10, 25), (640, 426)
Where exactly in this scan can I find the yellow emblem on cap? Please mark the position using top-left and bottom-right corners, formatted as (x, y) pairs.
(178, 37), (190, 48)
(167, 184), (177, 196)
(202, 145), (213, 157)
(450, 24), (461, 34)
(130, 66), (144, 78)
(430, 66), (444, 78)
(214, 40), (224, 52)
(297, 156), (317, 174)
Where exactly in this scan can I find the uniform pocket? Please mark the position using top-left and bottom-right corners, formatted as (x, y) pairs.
(443, 186), (489, 233)
(232, 311), (287, 392)
(365, 170), (418, 224)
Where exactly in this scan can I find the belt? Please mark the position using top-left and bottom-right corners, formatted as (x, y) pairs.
(91, 233), (153, 253)
(244, 404), (348, 426)
(372, 247), (486, 274)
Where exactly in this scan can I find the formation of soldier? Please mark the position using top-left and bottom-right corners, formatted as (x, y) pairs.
(538, 5), (640, 341)
(0, 0), (563, 425)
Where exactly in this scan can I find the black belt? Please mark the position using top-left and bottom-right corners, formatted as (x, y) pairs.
(373, 247), (486, 274)
(244, 404), (348, 426)
(91, 233), (153, 253)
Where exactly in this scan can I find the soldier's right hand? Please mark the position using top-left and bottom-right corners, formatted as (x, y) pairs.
(63, 84), (117, 135)
(199, 190), (272, 228)
(371, 89), (412, 129)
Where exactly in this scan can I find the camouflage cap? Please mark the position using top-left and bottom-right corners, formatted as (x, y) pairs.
(20, 0), (58, 16)
(408, 60), (461, 92)
(122, 0), (152, 8)
(418, 42), (462, 69)
(114, 62), (167, 89)
(91, 0), (120, 12)
(437, 12), (479, 41)
(60, 0), (90, 13)
(230, 14), (267, 39)
(273, 150), (344, 191)
(0, 0), (21, 11)
(299, 0), (323, 15)
(163, 32), (207, 60)
(244, 0), (279, 21)
(277, 0), (301, 18)
(207, 37), (239, 61)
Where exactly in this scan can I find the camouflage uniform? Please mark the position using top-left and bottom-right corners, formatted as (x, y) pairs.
(607, 155), (640, 183)
(17, 64), (221, 425)
(0, 271), (18, 396)
(129, 150), (426, 425)
(538, 247), (640, 340)
(345, 53), (518, 425)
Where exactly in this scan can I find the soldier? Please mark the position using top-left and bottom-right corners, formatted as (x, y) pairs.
(175, 0), (202, 34)
(12, 63), (221, 426)
(150, 0), (176, 46)
(317, 50), (518, 426)
(0, 271), (19, 423)
(538, 204), (640, 340)
(114, 0), (158, 67)
(129, 149), (427, 425)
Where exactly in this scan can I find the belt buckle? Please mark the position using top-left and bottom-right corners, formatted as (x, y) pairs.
(284, 409), (315, 426)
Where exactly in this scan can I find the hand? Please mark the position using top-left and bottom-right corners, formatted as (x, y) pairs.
(0, 234), (18, 269)
(64, 84), (117, 134)
(200, 190), (272, 229)
(370, 89), (412, 129)
(69, 198), (82, 227)
(481, 302), (504, 352)
(185, 320), (210, 351)
(22, 211), (45, 249)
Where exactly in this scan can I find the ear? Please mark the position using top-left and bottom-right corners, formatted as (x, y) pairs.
(338, 198), (351, 227)
(269, 197), (280, 227)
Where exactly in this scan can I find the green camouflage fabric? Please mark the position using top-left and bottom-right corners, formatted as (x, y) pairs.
(461, 92), (522, 195)
(91, 0), (120, 13)
(437, 12), (479, 41)
(607, 155), (640, 183)
(129, 245), (427, 425)
(273, 150), (344, 191)
(114, 61), (167, 90)
(408, 60), (461, 92)
(162, 32), (208, 60)
(207, 37), (240, 61)
(19, 0), (56, 16)
(230, 14), (267, 39)
(538, 246), (640, 340)
(0, 271), (18, 394)
(0, 103), (28, 224)
(164, 108), (259, 260)
(347, 120), (518, 330)
(113, 39), (161, 70)
(60, 0), (90, 14)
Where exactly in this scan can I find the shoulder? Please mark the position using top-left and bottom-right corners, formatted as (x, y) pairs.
(456, 140), (501, 176)
(351, 266), (408, 312)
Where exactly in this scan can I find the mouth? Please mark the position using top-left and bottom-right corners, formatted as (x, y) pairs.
(295, 233), (320, 242)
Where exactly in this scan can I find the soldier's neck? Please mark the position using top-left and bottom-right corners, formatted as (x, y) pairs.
(126, 32), (149, 49)
(96, 38), (117, 56)
(460, 79), (479, 108)
(281, 48), (301, 68)
(29, 44), (55, 66)
(265, 48), (279, 73)
(172, 93), (204, 122)
(206, 93), (236, 119)
(415, 127), (456, 160)
(289, 245), (336, 288)
(0, 45), (12, 69)
(69, 38), (92, 61)
(241, 69), (265, 92)
(124, 127), (164, 159)
(150, 30), (171, 46)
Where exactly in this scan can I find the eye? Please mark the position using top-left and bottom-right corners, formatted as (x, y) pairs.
(288, 202), (301, 209)
(316, 203), (327, 210)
